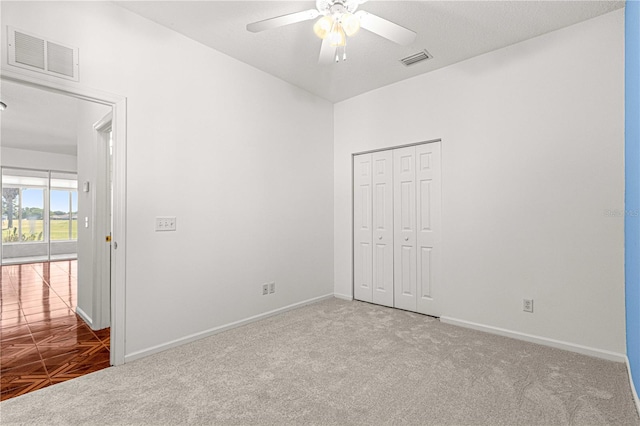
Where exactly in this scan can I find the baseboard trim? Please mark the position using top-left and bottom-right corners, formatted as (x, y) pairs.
(440, 316), (626, 363)
(625, 356), (640, 416)
(124, 293), (335, 363)
(334, 293), (353, 301)
(75, 306), (93, 329)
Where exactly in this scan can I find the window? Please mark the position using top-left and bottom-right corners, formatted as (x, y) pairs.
(2, 168), (79, 264)
(50, 172), (78, 241)
(2, 169), (49, 243)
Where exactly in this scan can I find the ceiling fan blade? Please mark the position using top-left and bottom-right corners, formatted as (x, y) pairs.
(355, 11), (416, 46)
(318, 37), (337, 65)
(247, 9), (320, 33)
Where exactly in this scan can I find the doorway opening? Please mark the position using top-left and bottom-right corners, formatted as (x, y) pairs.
(0, 70), (126, 373)
(0, 78), (120, 399)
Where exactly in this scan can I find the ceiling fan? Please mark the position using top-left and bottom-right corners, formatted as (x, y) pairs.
(247, 0), (417, 64)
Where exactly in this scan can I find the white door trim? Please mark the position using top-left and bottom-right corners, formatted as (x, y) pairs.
(1, 69), (127, 366)
(351, 138), (443, 157)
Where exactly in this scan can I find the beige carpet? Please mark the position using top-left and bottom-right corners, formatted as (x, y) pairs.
(1, 298), (638, 425)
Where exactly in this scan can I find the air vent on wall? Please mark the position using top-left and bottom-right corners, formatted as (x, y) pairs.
(7, 27), (79, 81)
(400, 50), (433, 67)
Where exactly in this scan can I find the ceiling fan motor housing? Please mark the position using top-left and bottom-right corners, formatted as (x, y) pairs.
(316, 0), (359, 15)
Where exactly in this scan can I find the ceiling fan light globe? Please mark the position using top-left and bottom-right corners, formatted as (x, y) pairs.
(328, 25), (346, 47)
(341, 12), (360, 36)
(313, 15), (334, 39)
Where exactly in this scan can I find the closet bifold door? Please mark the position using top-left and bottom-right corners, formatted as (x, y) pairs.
(371, 150), (394, 307)
(353, 153), (373, 302)
(393, 146), (417, 312)
(415, 142), (442, 317)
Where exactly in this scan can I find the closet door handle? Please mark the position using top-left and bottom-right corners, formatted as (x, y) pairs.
(404, 236), (409, 241)
(378, 235), (383, 240)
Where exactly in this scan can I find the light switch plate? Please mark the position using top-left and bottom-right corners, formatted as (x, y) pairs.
(155, 216), (176, 231)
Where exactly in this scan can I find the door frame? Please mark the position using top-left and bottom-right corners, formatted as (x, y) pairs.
(351, 138), (442, 303)
(1, 69), (127, 366)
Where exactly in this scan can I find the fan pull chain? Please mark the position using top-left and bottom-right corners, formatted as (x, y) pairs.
(335, 46), (347, 63)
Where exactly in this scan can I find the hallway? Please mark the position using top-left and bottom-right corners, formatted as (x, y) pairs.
(0, 261), (110, 400)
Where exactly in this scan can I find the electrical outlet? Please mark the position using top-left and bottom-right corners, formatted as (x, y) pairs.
(155, 216), (176, 231)
(269, 282), (275, 294)
(262, 284), (269, 295)
(523, 299), (534, 313)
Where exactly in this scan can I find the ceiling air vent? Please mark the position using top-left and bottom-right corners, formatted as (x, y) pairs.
(400, 50), (433, 67)
(7, 27), (79, 81)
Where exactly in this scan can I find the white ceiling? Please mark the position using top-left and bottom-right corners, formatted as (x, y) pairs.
(116, 0), (624, 103)
(0, 80), (80, 156)
(0, 1), (624, 155)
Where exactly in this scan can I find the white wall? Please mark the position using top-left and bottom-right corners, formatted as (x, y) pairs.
(76, 100), (111, 328)
(1, 1), (334, 358)
(1, 147), (76, 171)
(334, 10), (625, 354)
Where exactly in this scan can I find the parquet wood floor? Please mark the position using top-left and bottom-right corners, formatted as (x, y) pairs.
(0, 261), (110, 401)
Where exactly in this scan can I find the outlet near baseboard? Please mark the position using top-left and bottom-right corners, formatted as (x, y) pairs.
(523, 299), (534, 313)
